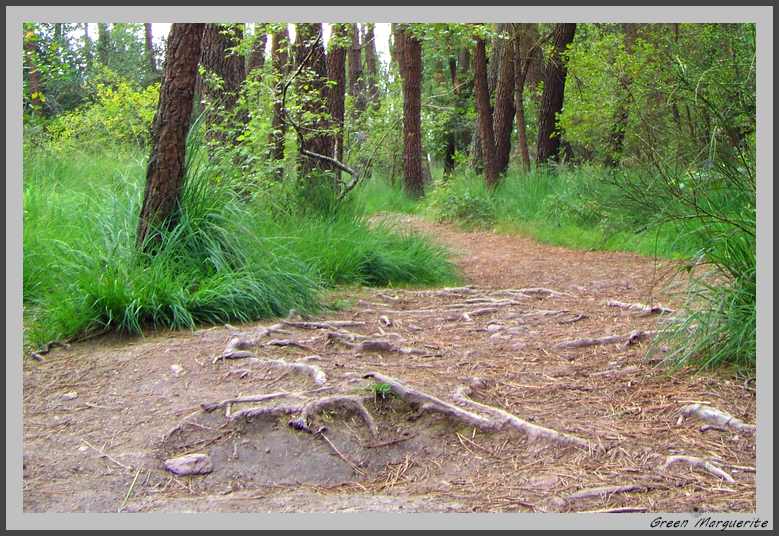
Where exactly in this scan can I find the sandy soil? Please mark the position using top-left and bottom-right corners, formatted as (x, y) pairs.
(22, 216), (756, 513)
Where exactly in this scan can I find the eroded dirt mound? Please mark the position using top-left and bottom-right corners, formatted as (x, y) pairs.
(22, 217), (756, 513)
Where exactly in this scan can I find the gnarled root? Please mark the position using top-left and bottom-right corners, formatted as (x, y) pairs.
(301, 395), (378, 437)
(662, 455), (735, 483)
(606, 299), (674, 315)
(678, 404), (756, 435)
(364, 372), (591, 450)
(248, 358), (328, 385)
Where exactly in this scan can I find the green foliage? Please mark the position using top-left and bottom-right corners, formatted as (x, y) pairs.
(23, 140), (457, 347)
(43, 77), (160, 149)
(426, 173), (497, 229)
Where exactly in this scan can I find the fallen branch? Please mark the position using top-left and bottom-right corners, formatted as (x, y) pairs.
(662, 455), (735, 483)
(606, 299), (674, 315)
(315, 429), (367, 476)
(678, 404), (756, 435)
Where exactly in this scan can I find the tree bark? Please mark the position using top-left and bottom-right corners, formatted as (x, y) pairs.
(97, 23), (111, 65)
(493, 24), (515, 175)
(348, 24), (366, 116)
(474, 37), (498, 187)
(199, 24), (247, 147)
(510, 24), (535, 172)
(137, 23), (205, 249)
(396, 25), (424, 198)
(536, 23), (576, 166)
(269, 26), (290, 169)
(144, 23), (157, 74)
(294, 23), (335, 177)
(363, 23), (380, 106)
(327, 24), (348, 183)
(248, 24), (268, 72)
(23, 27), (45, 115)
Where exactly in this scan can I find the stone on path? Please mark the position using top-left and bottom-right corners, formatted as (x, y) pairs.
(164, 453), (213, 476)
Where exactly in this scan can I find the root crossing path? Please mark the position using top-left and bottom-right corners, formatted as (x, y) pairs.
(22, 215), (756, 513)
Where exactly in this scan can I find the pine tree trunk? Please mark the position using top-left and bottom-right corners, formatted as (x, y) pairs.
(199, 24), (247, 147)
(144, 23), (157, 74)
(137, 23), (205, 249)
(83, 23), (92, 69)
(349, 24), (366, 116)
(474, 37), (498, 187)
(327, 24), (348, 183)
(294, 23), (335, 177)
(510, 24), (533, 171)
(397, 25), (424, 198)
(269, 26), (290, 169)
(536, 23), (576, 166)
(97, 23), (111, 65)
(363, 24), (380, 106)
(248, 24), (267, 72)
(493, 24), (515, 175)
(23, 29), (45, 115)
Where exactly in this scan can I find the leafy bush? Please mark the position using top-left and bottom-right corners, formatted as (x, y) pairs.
(44, 78), (159, 150)
(426, 174), (497, 229)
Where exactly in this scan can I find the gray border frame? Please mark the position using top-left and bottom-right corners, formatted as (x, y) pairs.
(6, 5), (772, 531)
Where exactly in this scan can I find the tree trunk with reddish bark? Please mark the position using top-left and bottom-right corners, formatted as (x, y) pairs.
(269, 26), (290, 168)
(23, 28), (45, 115)
(199, 24), (247, 147)
(536, 23), (576, 166)
(363, 23), (380, 106)
(396, 25), (424, 198)
(294, 23), (335, 177)
(144, 23), (157, 74)
(493, 24), (515, 175)
(327, 24), (348, 183)
(474, 37), (498, 187)
(137, 23), (205, 249)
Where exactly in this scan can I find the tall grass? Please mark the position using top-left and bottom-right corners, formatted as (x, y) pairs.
(22, 138), (458, 348)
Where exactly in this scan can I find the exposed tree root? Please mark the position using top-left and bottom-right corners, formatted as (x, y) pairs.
(558, 314), (587, 325)
(266, 339), (316, 352)
(555, 329), (657, 350)
(282, 320), (367, 330)
(364, 372), (591, 450)
(452, 384), (593, 450)
(606, 299), (674, 315)
(565, 484), (651, 502)
(516, 287), (574, 298)
(330, 336), (426, 355)
(201, 391), (296, 413)
(301, 395), (378, 437)
(662, 455), (736, 483)
(678, 404), (756, 435)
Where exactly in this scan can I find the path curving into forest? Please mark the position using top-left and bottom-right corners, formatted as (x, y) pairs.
(22, 215), (756, 513)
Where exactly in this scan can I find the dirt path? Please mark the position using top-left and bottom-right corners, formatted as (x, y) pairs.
(22, 216), (756, 513)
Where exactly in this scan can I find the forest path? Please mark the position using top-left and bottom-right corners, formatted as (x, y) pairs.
(22, 215), (756, 513)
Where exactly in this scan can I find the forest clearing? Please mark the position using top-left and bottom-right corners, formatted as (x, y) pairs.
(21, 20), (757, 515)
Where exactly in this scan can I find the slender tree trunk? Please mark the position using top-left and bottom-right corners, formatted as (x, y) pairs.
(82, 23), (92, 69)
(510, 24), (534, 171)
(248, 24), (268, 72)
(536, 23), (576, 166)
(137, 23), (205, 249)
(199, 23), (247, 147)
(396, 25), (424, 198)
(363, 23), (380, 106)
(327, 24), (348, 183)
(97, 23), (111, 65)
(493, 24), (515, 175)
(605, 23), (638, 167)
(474, 37), (498, 187)
(444, 56), (458, 174)
(23, 29), (44, 115)
(348, 24), (366, 116)
(144, 23), (157, 74)
(269, 26), (290, 169)
(295, 23), (335, 177)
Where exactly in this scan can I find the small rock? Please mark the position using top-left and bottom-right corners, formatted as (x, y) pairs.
(486, 324), (503, 333)
(170, 364), (184, 377)
(61, 391), (78, 401)
(163, 453), (213, 476)
(265, 448), (271, 454)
